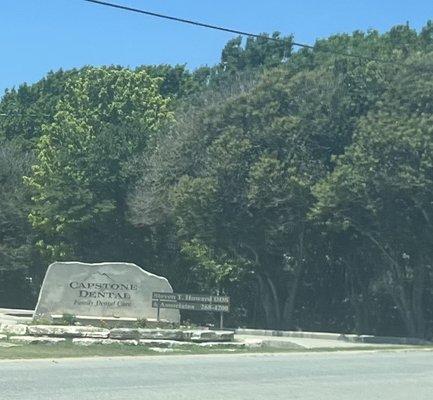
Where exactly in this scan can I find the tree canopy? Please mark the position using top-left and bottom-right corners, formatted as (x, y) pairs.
(1, 22), (433, 337)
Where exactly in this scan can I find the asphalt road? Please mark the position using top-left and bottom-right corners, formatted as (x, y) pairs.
(1, 351), (433, 400)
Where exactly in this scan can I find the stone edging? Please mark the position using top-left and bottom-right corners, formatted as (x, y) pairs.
(0, 324), (234, 343)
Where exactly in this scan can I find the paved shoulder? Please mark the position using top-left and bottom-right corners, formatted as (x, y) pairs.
(1, 351), (433, 400)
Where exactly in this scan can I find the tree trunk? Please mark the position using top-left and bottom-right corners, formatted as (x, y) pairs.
(344, 256), (370, 334)
(257, 274), (280, 329)
(360, 230), (426, 337)
(282, 265), (301, 330)
(410, 261), (426, 338)
(389, 265), (426, 338)
(282, 230), (304, 330)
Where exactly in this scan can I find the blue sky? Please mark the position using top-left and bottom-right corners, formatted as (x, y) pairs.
(1, 0), (432, 93)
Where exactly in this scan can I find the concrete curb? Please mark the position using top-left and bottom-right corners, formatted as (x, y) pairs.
(235, 328), (432, 346)
(344, 334), (431, 346)
(235, 328), (344, 341)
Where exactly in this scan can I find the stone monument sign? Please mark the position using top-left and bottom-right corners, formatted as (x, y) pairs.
(34, 262), (180, 323)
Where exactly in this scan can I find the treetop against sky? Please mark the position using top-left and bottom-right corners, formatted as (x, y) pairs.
(1, 0), (432, 93)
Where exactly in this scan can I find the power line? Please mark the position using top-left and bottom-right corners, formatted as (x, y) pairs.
(84, 0), (308, 47)
(83, 0), (396, 65)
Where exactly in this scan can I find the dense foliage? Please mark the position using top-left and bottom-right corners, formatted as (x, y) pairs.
(1, 24), (433, 337)
(0, 141), (39, 307)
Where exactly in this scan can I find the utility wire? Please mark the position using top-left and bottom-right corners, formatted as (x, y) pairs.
(84, 0), (308, 47)
(83, 0), (397, 65)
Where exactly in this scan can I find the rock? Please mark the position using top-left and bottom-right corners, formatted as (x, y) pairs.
(183, 330), (234, 342)
(182, 330), (208, 342)
(0, 324), (28, 335)
(109, 328), (140, 340)
(140, 339), (195, 348)
(9, 336), (65, 345)
(109, 328), (184, 341)
(198, 342), (246, 349)
(28, 325), (109, 338)
(214, 331), (235, 342)
(139, 339), (177, 348)
(72, 338), (138, 346)
(138, 329), (184, 340)
(183, 330), (214, 342)
(34, 262), (180, 323)
(139, 340), (196, 349)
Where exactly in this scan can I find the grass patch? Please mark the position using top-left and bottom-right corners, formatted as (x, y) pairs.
(0, 341), (160, 360)
(0, 340), (251, 360)
(0, 341), (296, 360)
(0, 340), (430, 360)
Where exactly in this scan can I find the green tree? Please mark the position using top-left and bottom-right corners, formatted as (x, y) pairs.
(26, 67), (171, 261)
(312, 54), (433, 337)
(129, 23), (433, 331)
(137, 64), (197, 99)
(0, 69), (80, 149)
(0, 141), (39, 307)
(2, 21), (432, 331)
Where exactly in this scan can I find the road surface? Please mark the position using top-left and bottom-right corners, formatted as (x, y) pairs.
(1, 350), (433, 399)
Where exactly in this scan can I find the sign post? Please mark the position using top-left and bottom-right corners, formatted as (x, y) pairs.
(156, 298), (161, 322)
